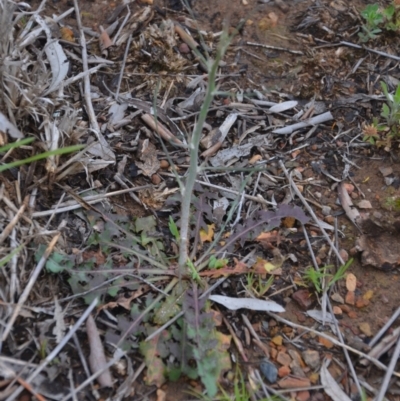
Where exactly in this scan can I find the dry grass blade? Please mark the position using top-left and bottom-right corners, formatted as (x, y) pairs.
(86, 315), (113, 388)
(320, 362), (352, 401)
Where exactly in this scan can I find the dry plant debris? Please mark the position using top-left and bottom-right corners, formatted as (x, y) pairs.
(2, 0), (400, 400)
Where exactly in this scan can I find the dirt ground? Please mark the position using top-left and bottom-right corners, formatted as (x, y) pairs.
(5, 0), (400, 400)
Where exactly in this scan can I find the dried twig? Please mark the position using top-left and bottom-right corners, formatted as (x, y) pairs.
(246, 41), (304, 55)
(0, 200), (26, 245)
(115, 33), (133, 99)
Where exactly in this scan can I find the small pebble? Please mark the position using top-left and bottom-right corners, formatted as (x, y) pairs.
(159, 160), (169, 169)
(345, 291), (355, 305)
(358, 200), (372, 209)
(178, 43), (190, 53)
(302, 349), (320, 369)
(331, 292), (344, 304)
(260, 359), (278, 383)
(379, 166), (393, 177)
(321, 206), (331, 216)
(339, 249), (349, 262)
(333, 306), (342, 315)
(151, 174), (161, 185)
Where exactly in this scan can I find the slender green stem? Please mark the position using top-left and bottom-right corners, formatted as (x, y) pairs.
(178, 31), (231, 275)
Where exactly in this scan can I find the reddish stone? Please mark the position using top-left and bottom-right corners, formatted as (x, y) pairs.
(333, 306), (342, 315)
(292, 289), (315, 310)
(345, 291), (355, 305)
(179, 43), (190, 53)
(296, 390), (311, 401)
(277, 351), (292, 366)
(278, 365), (291, 377)
(270, 348), (278, 360)
(295, 311), (306, 322)
(278, 376), (311, 389)
(341, 304), (351, 313)
(355, 298), (369, 308)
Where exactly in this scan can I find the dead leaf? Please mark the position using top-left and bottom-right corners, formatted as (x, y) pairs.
(321, 362), (352, 401)
(99, 25), (113, 55)
(209, 295), (285, 312)
(363, 290), (374, 300)
(136, 139), (161, 177)
(249, 154), (262, 164)
(87, 315), (113, 388)
(252, 257), (281, 274)
(199, 259), (247, 278)
(60, 27), (75, 42)
(200, 224), (215, 243)
(282, 216), (295, 228)
(255, 230), (280, 248)
(140, 328), (169, 387)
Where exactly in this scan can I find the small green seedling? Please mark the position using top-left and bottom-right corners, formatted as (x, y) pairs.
(359, 2), (400, 42)
(208, 255), (228, 269)
(380, 81), (400, 135)
(246, 273), (274, 297)
(304, 259), (353, 294)
(359, 4), (383, 42)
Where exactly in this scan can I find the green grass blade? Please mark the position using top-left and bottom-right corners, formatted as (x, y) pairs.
(0, 137), (35, 154)
(0, 145), (85, 172)
(0, 244), (24, 268)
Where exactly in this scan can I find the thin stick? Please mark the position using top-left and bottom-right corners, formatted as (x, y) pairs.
(246, 41), (304, 55)
(340, 40), (400, 62)
(0, 201), (26, 245)
(115, 33), (133, 99)
(375, 334), (400, 401)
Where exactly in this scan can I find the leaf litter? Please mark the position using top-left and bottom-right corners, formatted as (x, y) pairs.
(2, 0), (400, 400)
